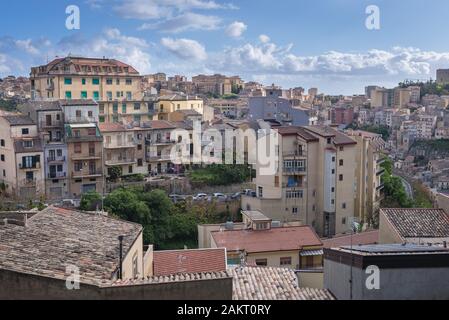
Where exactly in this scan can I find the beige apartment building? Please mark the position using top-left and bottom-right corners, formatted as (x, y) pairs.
(65, 123), (104, 197)
(0, 115), (45, 200)
(394, 87), (412, 108)
(30, 56), (147, 124)
(346, 130), (385, 225)
(155, 94), (204, 121)
(242, 125), (357, 237)
(192, 74), (235, 96)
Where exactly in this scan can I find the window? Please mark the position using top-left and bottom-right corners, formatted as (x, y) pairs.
(106, 78), (113, 85)
(0, 155), (4, 162)
(88, 128), (96, 136)
(76, 110), (82, 118)
(74, 161), (83, 172)
(327, 138), (332, 144)
(57, 149), (63, 157)
(342, 203), (347, 209)
(132, 253), (139, 278)
(126, 78), (132, 85)
(81, 91), (87, 99)
(342, 217), (347, 225)
(255, 259), (268, 267)
(113, 103), (119, 113)
(331, 187), (335, 193)
(128, 166), (133, 174)
(99, 116), (105, 123)
(258, 186), (263, 198)
(280, 257), (292, 266)
(332, 156), (336, 162)
(133, 115), (141, 122)
(339, 159), (344, 166)
(2, 169), (5, 177)
(339, 146), (344, 151)
(116, 79), (120, 85)
(88, 111), (93, 118)
(64, 78), (72, 85)
(0, 139), (4, 147)
(126, 92), (132, 100)
(92, 78), (100, 85)
(292, 207), (298, 215)
(22, 140), (33, 148)
(121, 103), (127, 114)
(339, 174), (344, 181)
(134, 103), (141, 110)
(106, 91), (113, 100)
(93, 91), (100, 101)
(65, 91), (72, 99)
(331, 169), (335, 174)
(22, 128), (29, 135)
(137, 159), (143, 167)
(74, 143), (82, 153)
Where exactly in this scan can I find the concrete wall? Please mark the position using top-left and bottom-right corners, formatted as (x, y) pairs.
(0, 269), (232, 300)
(297, 270), (324, 289)
(324, 259), (449, 300)
(378, 212), (402, 244)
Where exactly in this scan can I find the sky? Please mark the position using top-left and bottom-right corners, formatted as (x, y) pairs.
(1, 0), (449, 94)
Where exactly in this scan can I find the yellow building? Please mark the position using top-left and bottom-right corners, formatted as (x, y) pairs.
(155, 94), (204, 121)
(30, 56), (149, 124)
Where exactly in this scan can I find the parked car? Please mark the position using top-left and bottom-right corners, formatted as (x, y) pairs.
(213, 193), (227, 201)
(169, 194), (186, 203)
(243, 189), (254, 196)
(230, 192), (242, 200)
(193, 193), (209, 201)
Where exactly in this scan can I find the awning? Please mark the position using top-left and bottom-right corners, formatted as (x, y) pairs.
(300, 249), (324, 257)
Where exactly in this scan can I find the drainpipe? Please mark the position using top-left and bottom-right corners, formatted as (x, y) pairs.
(118, 235), (124, 280)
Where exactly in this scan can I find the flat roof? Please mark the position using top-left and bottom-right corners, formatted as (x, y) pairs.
(241, 210), (271, 222)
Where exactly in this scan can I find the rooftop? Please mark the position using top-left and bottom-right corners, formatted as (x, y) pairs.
(0, 206), (142, 286)
(230, 266), (334, 300)
(58, 99), (98, 107)
(99, 123), (127, 133)
(381, 208), (449, 239)
(277, 126), (319, 142)
(336, 244), (449, 256)
(21, 101), (62, 112)
(211, 226), (322, 254)
(153, 248), (227, 277)
(242, 210), (272, 222)
(322, 230), (379, 249)
(2, 115), (35, 126)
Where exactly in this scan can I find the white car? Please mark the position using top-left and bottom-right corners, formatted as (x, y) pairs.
(213, 193), (227, 201)
(193, 193), (208, 201)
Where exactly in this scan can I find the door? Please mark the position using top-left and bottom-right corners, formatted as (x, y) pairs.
(46, 115), (52, 126)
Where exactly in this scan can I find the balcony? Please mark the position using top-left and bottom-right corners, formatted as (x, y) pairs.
(40, 119), (63, 129)
(72, 169), (103, 179)
(146, 138), (176, 146)
(66, 117), (97, 124)
(48, 172), (67, 179)
(283, 182), (305, 189)
(283, 167), (307, 174)
(66, 135), (103, 143)
(147, 154), (172, 162)
(71, 153), (102, 161)
(19, 163), (41, 170)
(376, 169), (386, 176)
(105, 158), (137, 166)
(47, 156), (66, 163)
(21, 178), (37, 187)
(104, 141), (136, 149)
(44, 138), (64, 145)
(283, 151), (307, 158)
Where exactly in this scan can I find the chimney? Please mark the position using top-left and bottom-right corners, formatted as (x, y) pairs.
(118, 235), (124, 280)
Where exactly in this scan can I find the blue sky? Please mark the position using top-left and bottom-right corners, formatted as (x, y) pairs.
(1, 0), (449, 94)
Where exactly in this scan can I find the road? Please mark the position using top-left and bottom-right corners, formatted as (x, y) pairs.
(397, 175), (414, 200)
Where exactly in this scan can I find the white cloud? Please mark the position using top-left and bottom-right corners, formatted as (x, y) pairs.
(226, 21), (247, 38)
(161, 37), (207, 61)
(139, 12), (221, 33)
(259, 34), (270, 43)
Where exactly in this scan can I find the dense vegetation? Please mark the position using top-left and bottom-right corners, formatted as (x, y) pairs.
(189, 164), (253, 186)
(399, 80), (449, 98)
(80, 188), (236, 249)
(0, 99), (18, 112)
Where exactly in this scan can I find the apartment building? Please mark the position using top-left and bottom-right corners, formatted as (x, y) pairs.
(18, 101), (68, 199)
(437, 69), (449, 84)
(330, 107), (354, 126)
(155, 94), (204, 121)
(242, 125), (357, 237)
(346, 130), (385, 224)
(30, 56), (146, 124)
(192, 74), (236, 96)
(394, 87), (412, 108)
(144, 121), (177, 174)
(100, 123), (141, 177)
(0, 115), (45, 199)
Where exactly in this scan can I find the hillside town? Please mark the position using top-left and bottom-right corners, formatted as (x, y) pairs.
(0, 55), (449, 301)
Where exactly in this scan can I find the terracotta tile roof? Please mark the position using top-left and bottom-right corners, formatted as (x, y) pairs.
(277, 126), (319, 142)
(0, 206), (142, 286)
(153, 248), (227, 276)
(112, 271), (231, 287)
(99, 122), (127, 132)
(147, 120), (177, 130)
(381, 208), (449, 238)
(322, 230), (379, 248)
(211, 226), (322, 254)
(230, 266), (335, 300)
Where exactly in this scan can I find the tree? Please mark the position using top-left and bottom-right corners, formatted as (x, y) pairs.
(108, 166), (122, 182)
(80, 191), (102, 211)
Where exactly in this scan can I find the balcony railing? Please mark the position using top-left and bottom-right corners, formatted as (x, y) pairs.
(105, 158), (137, 166)
(72, 169), (103, 179)
(104, 141), (136, 149)
(19, 163), (41, 170)
(283, 151), (307, 158)
(48, 172), (67, 179)
(282, 183), (305, 189)
(47, 156), (66, 163)
(146, 138), (176, 145)
(283, 167), (307, 174)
